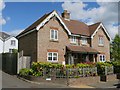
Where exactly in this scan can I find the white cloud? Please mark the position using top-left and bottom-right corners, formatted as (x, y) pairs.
(62, 1), (119, 39)
(0, 0), (5, 11)
(0, 17), (6, 25)
(7, 29), (24, 36)
(0, 0), (11, 25)
(0, 0), (6, 25)
(2, 29), (23, 37)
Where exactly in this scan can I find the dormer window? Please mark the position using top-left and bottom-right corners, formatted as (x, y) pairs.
(98, 36), (104, 46)
(81, 38), (87, 45)
(70, 36), (77, 43)
(50, 29), (58, 41)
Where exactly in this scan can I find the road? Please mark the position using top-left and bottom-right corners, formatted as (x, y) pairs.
(2, 71), (120, 88)
(2, 71), (69, 88)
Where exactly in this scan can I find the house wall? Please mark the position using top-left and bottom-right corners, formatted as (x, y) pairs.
(4, 37), (18, 53)
(0, 39), (3, 53)
(18, 31), (37, 62)
(91, 27), (110, 61)
(37, 17), (69, 64)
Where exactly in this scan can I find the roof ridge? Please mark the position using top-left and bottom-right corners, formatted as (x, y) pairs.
(89, 22), (101, 26)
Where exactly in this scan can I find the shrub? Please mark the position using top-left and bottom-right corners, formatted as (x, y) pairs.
(65, 64), (75, 68)
(110, 61), (120, 73)
(19, 68), (31, 76)
(95, 62), (112, 75)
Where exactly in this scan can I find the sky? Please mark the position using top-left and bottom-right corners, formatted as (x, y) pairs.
(1, 0), (120, 39)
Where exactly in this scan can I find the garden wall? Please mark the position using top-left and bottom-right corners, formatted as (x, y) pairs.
(20, 74), (117, 86)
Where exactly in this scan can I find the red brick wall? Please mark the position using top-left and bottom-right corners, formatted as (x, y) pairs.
(37, 17), (70, 63)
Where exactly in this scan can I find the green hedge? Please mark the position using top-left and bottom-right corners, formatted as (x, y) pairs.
(95, 62), (113, 75)
(110, 61), (120, 73)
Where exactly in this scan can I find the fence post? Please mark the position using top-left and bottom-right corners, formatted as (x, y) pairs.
(66, 69), (69, 86)
(105, 66), (107, 75)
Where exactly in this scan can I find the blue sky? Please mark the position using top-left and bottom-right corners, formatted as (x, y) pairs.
(1, 1), (119, 39)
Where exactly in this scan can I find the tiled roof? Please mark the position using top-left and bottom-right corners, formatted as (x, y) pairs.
(88, 22), (101, 35)
(62, 19), (90, 36)
(17, 11), (53, 37)
(67, 45), (99, 54)
(17, 10), (101, 37)
(0, 32), (10, 40)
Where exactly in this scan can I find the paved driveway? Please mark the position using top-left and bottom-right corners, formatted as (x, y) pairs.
(2, 71), (69, 88)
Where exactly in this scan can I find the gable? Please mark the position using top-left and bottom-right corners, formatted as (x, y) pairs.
(17, 10), (71, 38)
(91, 23), (111, 41)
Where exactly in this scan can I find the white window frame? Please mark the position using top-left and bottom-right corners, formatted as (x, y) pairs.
(11, 40), (16, 46)
(99, 54), (106, 62)
(98, 36), (104, 46)
(50, 29), (58, 41)
(70, 36), (77, 43)
(81, 38), (87, 45)
(9, 49), (13, 53)
(47, 52), (58, 62)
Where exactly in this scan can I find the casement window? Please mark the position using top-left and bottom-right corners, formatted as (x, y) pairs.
(50, 30), (58, 41)
(81, 38), (87, 45)
(11, 40), (16, 46)
(99, 55), (106, 62)
(9, 49), (13, 53)
(70, 36), (77, 43)
(98, 36), (104, 45)
(47, 52), (58, 62)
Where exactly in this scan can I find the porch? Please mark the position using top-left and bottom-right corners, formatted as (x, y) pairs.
(66, 45), (99, 65)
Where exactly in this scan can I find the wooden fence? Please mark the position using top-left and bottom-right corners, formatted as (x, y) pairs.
(30, 66), (114, 78)
(2, 53), (17, 75)
(17, 51), (31, 74)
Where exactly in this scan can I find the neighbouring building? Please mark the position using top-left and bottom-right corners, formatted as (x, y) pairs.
(0, 32), (18, 53)
(17, 10), (111, 65)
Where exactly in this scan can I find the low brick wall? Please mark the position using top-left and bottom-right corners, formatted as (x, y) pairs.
(107, 74), (117, 81)
(20, 74), (117, 86)
(24, 76), (68, 85)
(69, 76), (100, 85)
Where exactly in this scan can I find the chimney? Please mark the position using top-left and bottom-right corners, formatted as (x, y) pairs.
(61, 10), (70, 20)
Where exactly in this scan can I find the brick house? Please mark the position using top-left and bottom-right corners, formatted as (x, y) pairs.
(16, 10), (111, 65)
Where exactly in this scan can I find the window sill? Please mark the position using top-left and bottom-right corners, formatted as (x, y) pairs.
(70, 42), (77, 44)
(98, 44), (104, 47)
(81, 43), (87, 46)
(50, 40), (59, 42)
(47, 60), (58, 63)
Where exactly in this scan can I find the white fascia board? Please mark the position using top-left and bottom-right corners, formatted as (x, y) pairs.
(36, 11), (71, 35)
(71, 34), (80, 37)
(91, 23), (111, 41)
(17, 28), (36, 39)
(101, 23), (112, 41)
(81, 35), (90, 38)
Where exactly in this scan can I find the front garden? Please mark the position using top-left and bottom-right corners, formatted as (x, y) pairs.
(19, 61), (120, 78)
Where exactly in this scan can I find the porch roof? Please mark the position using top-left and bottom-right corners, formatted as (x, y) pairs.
(67, 45), (99, 54)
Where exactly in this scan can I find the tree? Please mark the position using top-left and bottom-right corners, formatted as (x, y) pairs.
(112, 34), (120, 61)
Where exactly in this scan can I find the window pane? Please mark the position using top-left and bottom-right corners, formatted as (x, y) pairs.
(53, 53), (57, 61)
(11, 40), (15, 46)
(53, 57), (57, 61)
(51, 30), (54, 39)
(53, 53), (57, 57)
(99, 37), (103, 45)
(48, 53), (52, 57)
(48, 53), (52, 61)
(100, 56), (102, 61)
(55, 31), (58, 39)
(103, 56), (105, 61)
(48, 57), (52, 61)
